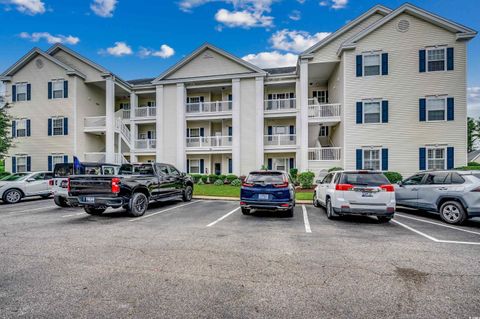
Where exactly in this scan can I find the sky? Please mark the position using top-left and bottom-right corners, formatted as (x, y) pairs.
(0, 0), (478, 115)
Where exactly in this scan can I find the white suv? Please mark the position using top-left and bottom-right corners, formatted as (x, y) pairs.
(313, 170), (396, 222)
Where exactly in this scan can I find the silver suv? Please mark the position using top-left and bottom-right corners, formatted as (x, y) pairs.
(395, 170), (480, 225)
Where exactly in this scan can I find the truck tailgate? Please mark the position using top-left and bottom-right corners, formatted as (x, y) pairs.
(69, 176), (114, 196)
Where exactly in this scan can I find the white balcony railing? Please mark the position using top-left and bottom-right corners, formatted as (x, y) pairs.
(115, 118), (131, 145)
(84, 153), (129, 164)
(84, 116), (106, 129)
(308, 147), (342, 161)
(135, 139), (156, 150)
(186, 101), (232, 115)
(264, 134), (297, 146)
(122, 109), (131, 119)
(135, 106), (156, 118)
(264, 98), (296, 111)
(308, 100), (341, 119)
(186, 136), (232, 148)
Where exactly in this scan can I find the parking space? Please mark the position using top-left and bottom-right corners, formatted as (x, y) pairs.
(1, 199), (480, 318)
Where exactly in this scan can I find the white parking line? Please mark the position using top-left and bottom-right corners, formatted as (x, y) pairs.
(5, 206), (57, 216)
(396, 213), (480, 236)
(206, 207), (240, 227)
(302, 205), (312, 233)
(392, 219), (480, 246)
(129, 201), (200, 222)
(62, 212), (86, 218)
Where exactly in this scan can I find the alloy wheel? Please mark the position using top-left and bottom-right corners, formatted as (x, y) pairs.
(442, 204), (460, 222)
(6, 190), (21, 203)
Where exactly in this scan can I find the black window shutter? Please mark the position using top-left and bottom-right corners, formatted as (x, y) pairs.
(356, 149), (363, 170)
(381, 100), (389, 123)
(26, 119), (31, 136)
(12, 121), (16, 138)
(12, 85), (17, 102)
(48, 82), (52, 99)
(64, 80), (69, 98)
(63, 118), (68, 135)
(419, 50), (426, 73)
(447, 48), (454, 71)
(419, 148), (426, 170)
(381, 149), (388, 171)
(27, 156), (31, 172)
(26, 84), (31, 101)
(356, 102), (363, 124)
(12, 157), (16, 173)
(356, 55), (363, 77)
(381, 53), (388, 75)
(447, 147), (454, 169)
(48, 118), (52, 136)
(447, 97), (454, 121)
(419, 99), (426, 122)
(48, 156), (52, 171)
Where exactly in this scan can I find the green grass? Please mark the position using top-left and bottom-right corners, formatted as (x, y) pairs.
(193, 184), (314, 201)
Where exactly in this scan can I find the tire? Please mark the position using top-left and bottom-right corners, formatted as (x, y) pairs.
(3, 189), (23, 204)
(377, 216), (392, 223)
(241, 207), (250, 215)
(326, 198), (335, 220)
(84, 207), (106, 215)
(128, 192), (148, 217)
(313, 192), (321, 208)
(439, 201), (467, 225)
(284, 208), (294, 218)
(182, 185), (193, 202)
(54, 195), (70, 208)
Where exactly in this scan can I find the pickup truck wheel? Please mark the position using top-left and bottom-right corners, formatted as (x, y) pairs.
(54, 195), (70, 207)
(3, 189), (23, 204)
(440, 201), (467, 225)
(182, 186), (193, 202)
(84, 207), (105, 215)
(128, 192), (148, 217)
(377, 216), (392, 223)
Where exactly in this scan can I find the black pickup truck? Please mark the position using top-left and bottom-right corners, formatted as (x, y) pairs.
(68, 163), (194, 217)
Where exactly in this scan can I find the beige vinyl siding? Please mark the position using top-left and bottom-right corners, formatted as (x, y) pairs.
(328, 60), (344, 149)
(52, 50), (104, 82)
(343, 13), (467, 177)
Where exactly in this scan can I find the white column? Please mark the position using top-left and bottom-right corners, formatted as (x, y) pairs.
(105, 77), (115, 163)
(295, 79), (302, 170)
(299, 59), (309, 172)
(130, 123), (137, 163)
(72, 76), (78, 158)
(156, 85), (164, 162)
(232, 78), (241, 176)
(255, 77), (264, 169)
(176, 83), (186, 171)
(130, 92), (137, 120)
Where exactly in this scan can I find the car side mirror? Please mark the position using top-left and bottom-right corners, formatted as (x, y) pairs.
(26, 178), (35, 182)
(316, 179), (323, 184)
(397, 181), (403, 187)
(181, 172), (187, 177)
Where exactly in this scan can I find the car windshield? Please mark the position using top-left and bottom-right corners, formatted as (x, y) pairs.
(1, 173), (30, 181)
(119, 164), (154, 175)
(246, 172), (285, 184)
(340, 172), (389, 186)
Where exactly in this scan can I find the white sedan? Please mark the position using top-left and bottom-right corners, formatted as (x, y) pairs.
(0, 172), (53, 204)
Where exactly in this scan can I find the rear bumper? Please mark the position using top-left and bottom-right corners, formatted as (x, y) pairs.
(333, 206), (395, 217)
(68, 196), (126, 208)
(240, 200), (294, 211)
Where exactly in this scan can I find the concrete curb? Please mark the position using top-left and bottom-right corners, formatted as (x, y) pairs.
(193, 196), (312, 205)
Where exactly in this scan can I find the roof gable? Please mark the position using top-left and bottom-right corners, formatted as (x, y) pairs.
(154, 43), (266, 83)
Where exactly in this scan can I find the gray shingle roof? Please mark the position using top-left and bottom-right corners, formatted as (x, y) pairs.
(263, 66), (297, 75)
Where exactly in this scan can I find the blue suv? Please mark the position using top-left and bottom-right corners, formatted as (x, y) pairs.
(240, 171), (295, 217)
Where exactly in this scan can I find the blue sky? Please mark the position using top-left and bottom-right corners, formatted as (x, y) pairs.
(0, 0), (479, 114)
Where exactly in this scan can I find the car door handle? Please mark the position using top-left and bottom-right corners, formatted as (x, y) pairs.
(438, 187), (448, 191)
(411, 188), (419, 191)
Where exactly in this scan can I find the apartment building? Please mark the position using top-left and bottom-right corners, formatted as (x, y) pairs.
(0, 3), (476, 177)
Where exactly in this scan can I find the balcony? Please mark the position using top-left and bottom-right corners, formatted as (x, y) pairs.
(185, 101), (232, 119)
(135, 106), (156, 119)
(186, 136), (232, 153)
(84, 152), (129, 164)
(264, 134), (297, 150)
(135, 139), (156, 151)
(264, 98), (296, 117)
(308, 100), (341, 123)
(308, 147), (342, 161)
(83, 116), (131, 147)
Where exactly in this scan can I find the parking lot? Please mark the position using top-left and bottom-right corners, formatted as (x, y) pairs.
(1, 198), (479, 318)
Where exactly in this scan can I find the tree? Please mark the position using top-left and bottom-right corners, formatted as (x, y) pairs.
(467, 117), (480, 153)
(0, 103), (12, 160)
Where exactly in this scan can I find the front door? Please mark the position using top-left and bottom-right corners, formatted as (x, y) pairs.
(417, 172), (450, 210)
(214, 163), (221, 175)
(396, 173), (426, 208)
(155, 164), (176, 198)
(25, 172), (50, 195)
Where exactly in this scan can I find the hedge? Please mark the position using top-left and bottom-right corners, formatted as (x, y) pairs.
(298, 171), (315, 189)
(384, 171), (403, 184)
(328, 167), (343, 172)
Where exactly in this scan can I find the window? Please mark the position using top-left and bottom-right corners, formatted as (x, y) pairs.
(188, 128), (200, 138)
(312, 90), (328, 104)
(427, 148), (446, 170)
(322, 173), (333, 184)
(273, 126), (287, 135)
(52, 80), (64, 99)
(363, 101), (381, 123)
(271, 158), (292, 171)
(189, 160), (200, 174)
(427, 48), (445, 72)
(363, 149), (381, 170)
(119, 102), (130, 110)
(451, 173), (465, 184)
(15, 119), (27, 137)
(52, 155), (65, 167)
(52, 118), (64, 136)
(188, 97), (201, 104)
(168, 166), (180, 176)
(424, 172), (449, 184)
(16, 156), (27, 173)
(319, 126), (329, 137)
(16, 83), (27, 101)
(147, 101), (156, 107)
(403, 174), (425, 185)
(426, 98), (446, 121)
(363, 54), (381, 76)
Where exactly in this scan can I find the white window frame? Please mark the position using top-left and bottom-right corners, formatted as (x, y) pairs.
(319, 126), (329, 137)
(147, 101), (156, 107)
(16, 155), (28, 173)
(188, 127), (201, 138)
(426, 47), (446, 72)
(273, 126), (288, 135)
(119, 102), (130, 110)
(312, 90), (328, 104)
(426, 97), (447, 122)
(362, 100), (382, 124)
(52, 79), (64, 99)
(52, 117), (64, 136)
(16, 82), (27, 102)
(189, 159), (201, 174)
(187, 96), (202, 104)
(426, 147), (446, 170)
(270, 157), (293, 172)
(363, 53), (381, 76)
(363, 148), (382, 171)
(51, 154), (65, 166)
(269, 93), (295, 100)
(15, 119), (27, 137)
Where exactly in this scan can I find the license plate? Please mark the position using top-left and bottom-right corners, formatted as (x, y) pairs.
(84, 197), (95, 203)
(361, 192), (373, 198)
(258, 194), (269, 200)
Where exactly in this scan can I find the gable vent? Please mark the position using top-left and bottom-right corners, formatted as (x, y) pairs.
(397, 19), (410, 32)
(35, 58), (44, 69)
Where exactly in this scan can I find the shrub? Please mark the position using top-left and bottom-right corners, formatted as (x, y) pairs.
(328, 167), (343, 172)
(213, 179), (224, 186)
(197, 178), (205, 185)
(231, 179), (242, 187)
(190, 174), (202, 183)
(467, 162), (480, 166)
(260, 165), (268, 171)
(225, 174), (238, 184)
(384, 172), (403, 184)
(208, 174), (218, 184)
(297, 171), (315, 189)
(200, 175), (208, 183)
(217, 175), (226, 183)
(455, 166), (480, 171)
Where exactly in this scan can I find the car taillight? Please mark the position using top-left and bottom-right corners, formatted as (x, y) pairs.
(380, 184), (395, 192)
(67, 178), (71, 193)
(242, 182), (254, 187)
(111, 177), (121, 194)
(336, 184), (353, 191)
(471, 187), (480, 192)
(48, 179), (54, 186)
(273, 182), (289, 188)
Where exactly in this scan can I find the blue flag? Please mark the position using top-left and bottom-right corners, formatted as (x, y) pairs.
(73, 156), (81, 174)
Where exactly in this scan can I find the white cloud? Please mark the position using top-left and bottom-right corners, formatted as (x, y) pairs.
(288, 10), (301, 21)
(319, 0), (348, 9)
(90, 0), (117, 17)
(99, 42), (132, 57)
(19, 32), (80, 45)
(270, 29), (330, 53)
(7, 0), (45, 15)
(215, 8), (273, 28)
(242, 51), (297, 68)
(297, 0), (306, 3)
(468, 87), (480, 118)
(139, 44), (175, 59)
(319, 1), (328, 6)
